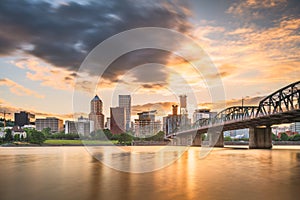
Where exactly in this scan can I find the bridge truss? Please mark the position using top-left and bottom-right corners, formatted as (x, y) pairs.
(184, 81), (300, 134)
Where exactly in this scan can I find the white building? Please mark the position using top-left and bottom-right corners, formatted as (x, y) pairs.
(12, 126), (27, 139)
(134, 110), (162, 138)
(290, 122), (300, 133)
(65, 116), (94, 136)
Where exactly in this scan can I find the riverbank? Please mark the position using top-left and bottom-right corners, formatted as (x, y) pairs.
(224, 141), (300, 145)
(1, 140), (118, 147)
(2, 140), (300, 147)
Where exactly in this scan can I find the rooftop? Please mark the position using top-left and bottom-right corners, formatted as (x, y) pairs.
(91, 95), (102, 101)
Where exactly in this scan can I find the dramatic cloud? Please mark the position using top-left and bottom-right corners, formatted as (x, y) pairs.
(197, 96), (265, 111)
(227, 0), (288, 17)
(0, 0), (192, 74)
(13, 57), (75, 90)
(0, 78), (44, 98)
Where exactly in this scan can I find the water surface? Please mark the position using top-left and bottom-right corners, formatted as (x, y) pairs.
(0, 146), (299, 200)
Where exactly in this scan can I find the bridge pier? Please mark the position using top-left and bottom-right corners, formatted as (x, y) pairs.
(209, 132), (224, 147)
(192, 133), (202, 146)
(249, 126), (272, 149)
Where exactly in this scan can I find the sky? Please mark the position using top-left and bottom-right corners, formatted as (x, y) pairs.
(0, 0), (299, 122)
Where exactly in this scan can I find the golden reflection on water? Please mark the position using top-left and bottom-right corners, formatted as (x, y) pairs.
(0, 146), (300, 200)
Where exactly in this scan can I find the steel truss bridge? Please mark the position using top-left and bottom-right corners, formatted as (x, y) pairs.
(167, 81), (300, 138)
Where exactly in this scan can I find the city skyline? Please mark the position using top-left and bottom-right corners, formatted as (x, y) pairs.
(0, 0), (299, 121)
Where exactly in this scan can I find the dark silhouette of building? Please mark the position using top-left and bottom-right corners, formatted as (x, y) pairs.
(14, 111), (35, 127)
(89, 95), (105, 130)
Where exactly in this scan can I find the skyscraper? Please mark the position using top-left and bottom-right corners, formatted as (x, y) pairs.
(110, 107), (126, 134)
(179, 95), (187, 115)
(119, 95), (131, 131)
(89, 95), (104, 130)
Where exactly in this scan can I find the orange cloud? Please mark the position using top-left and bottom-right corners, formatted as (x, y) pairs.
(132, 102), (176, 117)
(227, 0), (287, 16)
(0, 98), (80, 121)
(13, 57), (75, 91)
(0, 78), (44, 98)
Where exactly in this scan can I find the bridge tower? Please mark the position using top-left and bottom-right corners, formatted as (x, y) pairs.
(249, 126), (272, 149)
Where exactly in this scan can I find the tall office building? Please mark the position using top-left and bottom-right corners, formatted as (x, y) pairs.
(179, 95), (187, 115)
(110, 107), (126, 134)
(89, 95), (105, 130)
(14, 111), (35, 127)
(119, 95), (131, 131)
(35, 117), (63, 132)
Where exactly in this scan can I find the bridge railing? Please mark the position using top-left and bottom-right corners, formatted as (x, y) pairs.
(256, 81), (300, 116)
(168, 81), (300, 136)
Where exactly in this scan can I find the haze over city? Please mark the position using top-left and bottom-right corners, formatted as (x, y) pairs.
(0, 0), (299, 122)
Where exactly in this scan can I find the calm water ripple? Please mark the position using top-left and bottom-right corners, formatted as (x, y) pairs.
(0, 146), (300, 200)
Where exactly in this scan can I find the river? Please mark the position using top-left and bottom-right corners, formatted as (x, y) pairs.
(0, 146), (300, 200)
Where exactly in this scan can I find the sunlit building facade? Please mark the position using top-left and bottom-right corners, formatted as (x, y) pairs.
(119, 95), (131, 131)
(89, 95), (105, 130)
(35, 117), (63, 133)
(134, 110), (161, 138)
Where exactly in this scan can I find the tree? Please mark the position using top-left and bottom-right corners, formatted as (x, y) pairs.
(118, 133), (133, 145)
(14, 134), (20, 141)
(272, 133), (277, 141)
(224, 136), (232, 141)
(110, 133), (120, 141)
(145, 131), (165, 141)
(288, 134), (300, 141)
(103, 129), (113, 140)
(4, 129), (13, 142)
(280, 133), (289, 141)
(42, 127), (52, 138)
(30, 129), (46, 145)
(65, 133), (80, 140)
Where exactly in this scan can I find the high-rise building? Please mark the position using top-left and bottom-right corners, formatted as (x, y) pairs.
(134, 110), (161, 138)
(89, 95), (105, 130)
(163, 105), (181, 135)
(35, 117), (63, 132)
(119, 95), (131, 131)
(65, 116), (94, 136)
(163, 104), (191, 136)
(179, 95), (187, 115)
(110, 107), (126, 134)
(14, 111), (35, 127)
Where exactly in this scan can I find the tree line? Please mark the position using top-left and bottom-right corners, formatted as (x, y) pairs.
(1, 127), (167, 146)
